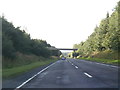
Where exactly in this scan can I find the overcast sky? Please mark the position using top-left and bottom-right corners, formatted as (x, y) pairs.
(0, 0), (119, 48)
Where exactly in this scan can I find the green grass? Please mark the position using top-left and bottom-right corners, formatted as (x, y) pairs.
(76, 50), (120, 66)
(78, 57), (120, 66)
(2, 53), (46, 69)
(3, 59), (57, 79)
(91, 50), (119, 60)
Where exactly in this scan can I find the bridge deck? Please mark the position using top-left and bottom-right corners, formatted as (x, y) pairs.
(47, 47), (78, 50)
(57, 48), (78, 50)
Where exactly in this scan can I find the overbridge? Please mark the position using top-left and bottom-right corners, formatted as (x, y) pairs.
(47, 47), (78, 51)
(57, 48), (78, 51)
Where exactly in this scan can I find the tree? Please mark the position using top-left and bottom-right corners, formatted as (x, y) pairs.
(2, 33), (16, 59)
(2, 17), (61, 59)
(73, 1), (120, 57)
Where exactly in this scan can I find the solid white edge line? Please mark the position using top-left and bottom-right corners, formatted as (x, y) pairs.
(110, 65), (118, 68)
(95, 62), (118, 68)
(15, 62), (56, 90)
(84, 72), (92, 78)
(81, 59), (118, 68)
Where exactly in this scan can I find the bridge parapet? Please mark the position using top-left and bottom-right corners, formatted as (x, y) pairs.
(57, 48), (78, 50)
(47, 47), (78, 51)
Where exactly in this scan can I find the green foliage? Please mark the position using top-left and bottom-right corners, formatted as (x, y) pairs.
(74, 1), (120, 59)
(51, 49), (61, 56)
(2, 33), (16, 59)
(2, 16), (60, 61)
(30, 39), (51, 57)
(78, 57), (119, 66)
(3, 58), (58, 79)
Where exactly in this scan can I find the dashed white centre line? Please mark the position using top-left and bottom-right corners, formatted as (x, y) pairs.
(84, 72), (92, 78)
(75, 66), (78, 69)
(67, 60), (79, 69)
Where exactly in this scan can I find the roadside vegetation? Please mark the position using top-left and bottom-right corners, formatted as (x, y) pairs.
(77, 57), (119, 66)
(72, 1), (120, 65)
(2, 16), (61, 79)
(2, 16), (61, 59)
(3, 57), (58, 79)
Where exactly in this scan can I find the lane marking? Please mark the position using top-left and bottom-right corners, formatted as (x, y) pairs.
(15, 62), (56, 90)
(75, 66), (78, 69)
(95, 62), (118, 68)
(84, 72), (92, 78)
(67, 60), (79, 69)
(105, 65), (110, 66)
(80, 60), (119, 68)
(56, 76), (61, 79)
(111, 65), (118, 68)
(69, 61), (72, 64)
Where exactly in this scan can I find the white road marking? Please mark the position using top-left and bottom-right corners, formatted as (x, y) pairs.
(69, 61), (72, 64)
(105, 65), (110, 66)
(80, 60), (119, 68)
(15, 62), (56, 90)
(95, 62), (118, 68)
(56, 76), (61, 79)
(67, 60), (79, 69)
(75, 66), (78, 69)
(84, 72), (92, 78)
(110, 65), (118, 68)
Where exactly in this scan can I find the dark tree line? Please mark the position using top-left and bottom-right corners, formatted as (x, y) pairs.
(73, 1), (120, 57)
(2, 17), (61, 59)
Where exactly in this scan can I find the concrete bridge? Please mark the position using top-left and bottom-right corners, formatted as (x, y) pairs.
(57, 48), (78, 51)
(47, 47), (78, 51)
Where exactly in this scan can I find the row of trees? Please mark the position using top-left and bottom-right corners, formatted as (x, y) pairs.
(73, 1), (120, 57)
(2, 17), (61, 59)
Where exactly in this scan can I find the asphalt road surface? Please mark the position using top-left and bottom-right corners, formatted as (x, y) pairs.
(15, 58), (119, 89)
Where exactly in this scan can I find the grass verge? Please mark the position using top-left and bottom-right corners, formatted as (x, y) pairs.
(78, 57), (120, 66)
(3, 59), (57, 79)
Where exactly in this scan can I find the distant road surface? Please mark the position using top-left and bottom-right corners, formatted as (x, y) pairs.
(15, 58), (119, 89)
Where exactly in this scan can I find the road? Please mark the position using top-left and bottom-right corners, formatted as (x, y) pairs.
(15, 58), (119, 89)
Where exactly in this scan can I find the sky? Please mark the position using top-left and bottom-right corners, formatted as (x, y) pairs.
(0, 0), (119, 49)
